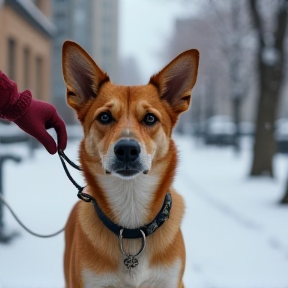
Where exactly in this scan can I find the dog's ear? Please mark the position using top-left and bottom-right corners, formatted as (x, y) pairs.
(62, 40), (109, 112)
(150, 49), (199, 114)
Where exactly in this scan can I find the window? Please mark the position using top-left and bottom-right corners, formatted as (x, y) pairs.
(35, 56), (43, 98)
(23, 47), (30, 89)
(7, 38), (16, 80)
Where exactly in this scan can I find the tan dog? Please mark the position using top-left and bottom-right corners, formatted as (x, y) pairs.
(62, 40), (199, 288)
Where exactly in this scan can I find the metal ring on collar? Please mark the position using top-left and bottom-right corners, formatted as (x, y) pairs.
(119, 229), (146, 258)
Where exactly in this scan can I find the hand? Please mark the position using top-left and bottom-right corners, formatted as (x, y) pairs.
(14, 99), (67, 154)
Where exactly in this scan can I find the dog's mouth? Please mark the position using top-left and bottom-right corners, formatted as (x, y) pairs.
(105, 167), (148, 178)
(116, 169), (140, 177)
(103, 150), (151, 178)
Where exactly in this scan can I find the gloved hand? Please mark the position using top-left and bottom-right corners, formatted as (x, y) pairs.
(0, 71), (67, 154)
(14, 98), (67, 154)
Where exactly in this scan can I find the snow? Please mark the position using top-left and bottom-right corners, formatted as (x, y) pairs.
(275, 118), (288, 140)
(205, 115), (236, 135)
(0, 123), (27, 137)
(0, 135), (288, 288)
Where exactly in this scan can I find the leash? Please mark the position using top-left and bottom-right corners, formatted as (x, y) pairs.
(58, 149), (84, 192)
(0, 193), (65, 238)
(0, 150), (83, 238)
(57, 150), (91, 202)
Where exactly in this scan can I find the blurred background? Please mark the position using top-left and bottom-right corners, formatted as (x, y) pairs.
(0, 0), (288, 287)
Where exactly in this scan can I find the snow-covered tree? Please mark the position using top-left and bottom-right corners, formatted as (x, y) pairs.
(248, 0), (288, 176)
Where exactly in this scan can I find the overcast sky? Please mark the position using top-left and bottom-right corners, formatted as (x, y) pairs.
(118, 0), (195, 83)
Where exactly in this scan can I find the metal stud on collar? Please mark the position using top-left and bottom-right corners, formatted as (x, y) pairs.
(119, 229), (146, 270)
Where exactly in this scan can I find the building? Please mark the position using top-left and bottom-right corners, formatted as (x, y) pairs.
(0, 0), (55, 102)
(52, 0), (119, 123)
(165, 17), (258, 134)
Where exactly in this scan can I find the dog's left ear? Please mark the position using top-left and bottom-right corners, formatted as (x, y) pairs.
(150, 49), (199, 114)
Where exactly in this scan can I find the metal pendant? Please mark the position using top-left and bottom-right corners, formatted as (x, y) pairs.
(124, 255), (139, 269)
(119, 229), (146, 271)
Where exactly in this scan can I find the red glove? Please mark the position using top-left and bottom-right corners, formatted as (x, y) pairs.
(14, 99), (67, 154)
(0, 71), (67, 154)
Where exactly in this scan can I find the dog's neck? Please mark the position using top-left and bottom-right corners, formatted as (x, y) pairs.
(96, 173), (160, 229)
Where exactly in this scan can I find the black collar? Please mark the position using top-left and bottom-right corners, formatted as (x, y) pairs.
(78, 191), (172, 239)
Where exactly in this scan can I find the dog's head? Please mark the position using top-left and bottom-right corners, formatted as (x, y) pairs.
(62, 41), (199, 181)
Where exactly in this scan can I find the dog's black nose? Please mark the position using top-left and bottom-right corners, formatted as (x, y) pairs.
(114, 139), (140, 163)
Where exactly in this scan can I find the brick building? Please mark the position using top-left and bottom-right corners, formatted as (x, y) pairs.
(0, 0), (55, 102)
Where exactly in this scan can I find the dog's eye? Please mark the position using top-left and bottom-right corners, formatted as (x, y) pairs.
(143, 113), (158, 126)
(97, 112), (113, 124)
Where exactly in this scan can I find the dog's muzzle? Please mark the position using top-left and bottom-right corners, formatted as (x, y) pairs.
(104, 139), (146, 177)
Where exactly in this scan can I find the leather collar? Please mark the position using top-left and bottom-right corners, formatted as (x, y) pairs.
(78, 191), (172, 239)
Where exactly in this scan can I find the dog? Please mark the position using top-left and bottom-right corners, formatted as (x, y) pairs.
(62, 40), (199, 288)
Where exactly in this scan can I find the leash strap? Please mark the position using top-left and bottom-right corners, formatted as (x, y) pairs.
(0, 150), (84, 239)
(58, 150), (82, 171)
(58, 149), (85, 194)
(0, 194), (65, 238)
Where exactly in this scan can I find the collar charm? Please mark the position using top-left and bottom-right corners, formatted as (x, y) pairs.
(119, 229), (146, 271)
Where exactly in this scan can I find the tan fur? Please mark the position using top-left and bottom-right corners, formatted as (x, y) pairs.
(62, 40), (199, 288)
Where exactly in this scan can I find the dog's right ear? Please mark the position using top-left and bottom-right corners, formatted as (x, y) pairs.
(149, 49), (199, 115)
(62, 41), (109, 112)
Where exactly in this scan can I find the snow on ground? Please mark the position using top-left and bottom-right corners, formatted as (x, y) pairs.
(0, 135), (287, 288)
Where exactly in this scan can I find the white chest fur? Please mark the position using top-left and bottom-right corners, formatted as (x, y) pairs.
(82, 258), (181, 288)
(96, 174), (159, 228)
(90, 174), (181, 287)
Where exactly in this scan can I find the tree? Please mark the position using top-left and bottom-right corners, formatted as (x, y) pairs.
(248, 0), (288, 177)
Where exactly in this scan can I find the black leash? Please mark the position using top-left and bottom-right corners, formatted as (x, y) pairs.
(58, 149), (82, 171)
(58, 149), (84, 192)
(58, 150), (91, 202)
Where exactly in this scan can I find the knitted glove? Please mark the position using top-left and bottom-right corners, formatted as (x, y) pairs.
(0, 71), (67, 154)
(14, 98), (67, 154)
(0, 71), (32, 119)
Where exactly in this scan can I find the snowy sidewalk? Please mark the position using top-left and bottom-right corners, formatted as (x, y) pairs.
(0, 135), (287, 288)
(177, 137), (288, 288)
